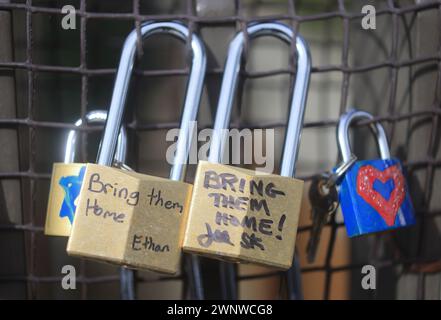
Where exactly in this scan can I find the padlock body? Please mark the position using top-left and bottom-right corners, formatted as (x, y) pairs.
(66, 163), (193, 274)
(339, 158), (415, 237)
(182, 161), (304, 270)
(45, 163), (86, 236)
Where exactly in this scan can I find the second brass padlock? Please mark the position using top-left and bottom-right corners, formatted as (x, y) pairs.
(66, 21), (206, 274)
(44, 110), (127, 236)
(183, 161), (304, 269)
(67, 163), (193, 273)
(183, 22), (311, 270)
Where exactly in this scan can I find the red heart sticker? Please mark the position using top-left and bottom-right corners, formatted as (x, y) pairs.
(356, 164), (406, 226)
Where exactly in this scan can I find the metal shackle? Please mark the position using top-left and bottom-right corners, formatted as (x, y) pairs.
(207, 22), (311, 301)
(98, 21), (207, 181)
(337, 109), (391, 163)
(208, 22), (311, 178)
(64, 110), (127, 164)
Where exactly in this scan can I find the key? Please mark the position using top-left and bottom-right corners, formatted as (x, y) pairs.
(306, 174), (339, 263)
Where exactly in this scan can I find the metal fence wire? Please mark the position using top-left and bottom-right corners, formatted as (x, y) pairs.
(0, 0), (440, 299)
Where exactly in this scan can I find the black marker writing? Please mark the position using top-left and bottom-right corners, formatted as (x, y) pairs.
(146, 188), (184, 214)
(87, 173), (139, 206)
(208, 193), (248, 211)
(132, 234), (170, 253)
(85, 198), (125, 223)
(197, 223), (234, 248)
(215, 211), (274, 235)
(204, 170), (286, 199)
(240, 232), (264, 250)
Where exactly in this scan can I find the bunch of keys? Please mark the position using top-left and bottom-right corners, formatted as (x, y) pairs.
(306, 155), (357, 263)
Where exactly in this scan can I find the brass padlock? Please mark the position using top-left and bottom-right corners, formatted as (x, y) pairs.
(67, 21), (206, 274)
(183, 22), (311, 270)
(44, 110), (127, 236)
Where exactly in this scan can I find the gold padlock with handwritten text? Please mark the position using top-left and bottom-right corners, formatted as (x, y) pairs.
(183, 161), (303, 269)
(67, 164), (193, 274)
(182, 22), (311, 269)
(45, 110), (127, 236)
(65, 21), (207, 274)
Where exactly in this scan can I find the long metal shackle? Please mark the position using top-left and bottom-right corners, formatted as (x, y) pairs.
(338, 109), (391, 163)
(207, 22), (311, 301)
(97, 21), (207, 182)
(64, 110), (127, 164)
(96, 21), (206, 300)
(208, 22), (311, 179)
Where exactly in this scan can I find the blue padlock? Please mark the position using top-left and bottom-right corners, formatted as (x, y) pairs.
(336, 109), (416, 237)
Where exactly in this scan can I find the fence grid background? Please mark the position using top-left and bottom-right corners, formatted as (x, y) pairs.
(0, 0), (440, 299)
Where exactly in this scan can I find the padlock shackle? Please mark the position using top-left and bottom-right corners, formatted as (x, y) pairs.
(64, 110), (127, 164)
(97, 21), (206, 182)
(208, 22), (311, 178)
(338, 109), (391, 163)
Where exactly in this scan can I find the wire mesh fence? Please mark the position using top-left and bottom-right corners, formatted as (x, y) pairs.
(0, 0), (440, 299)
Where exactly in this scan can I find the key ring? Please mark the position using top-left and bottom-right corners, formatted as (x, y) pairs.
(326, 154), (357, 188)
(315, 154), (357, 198)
